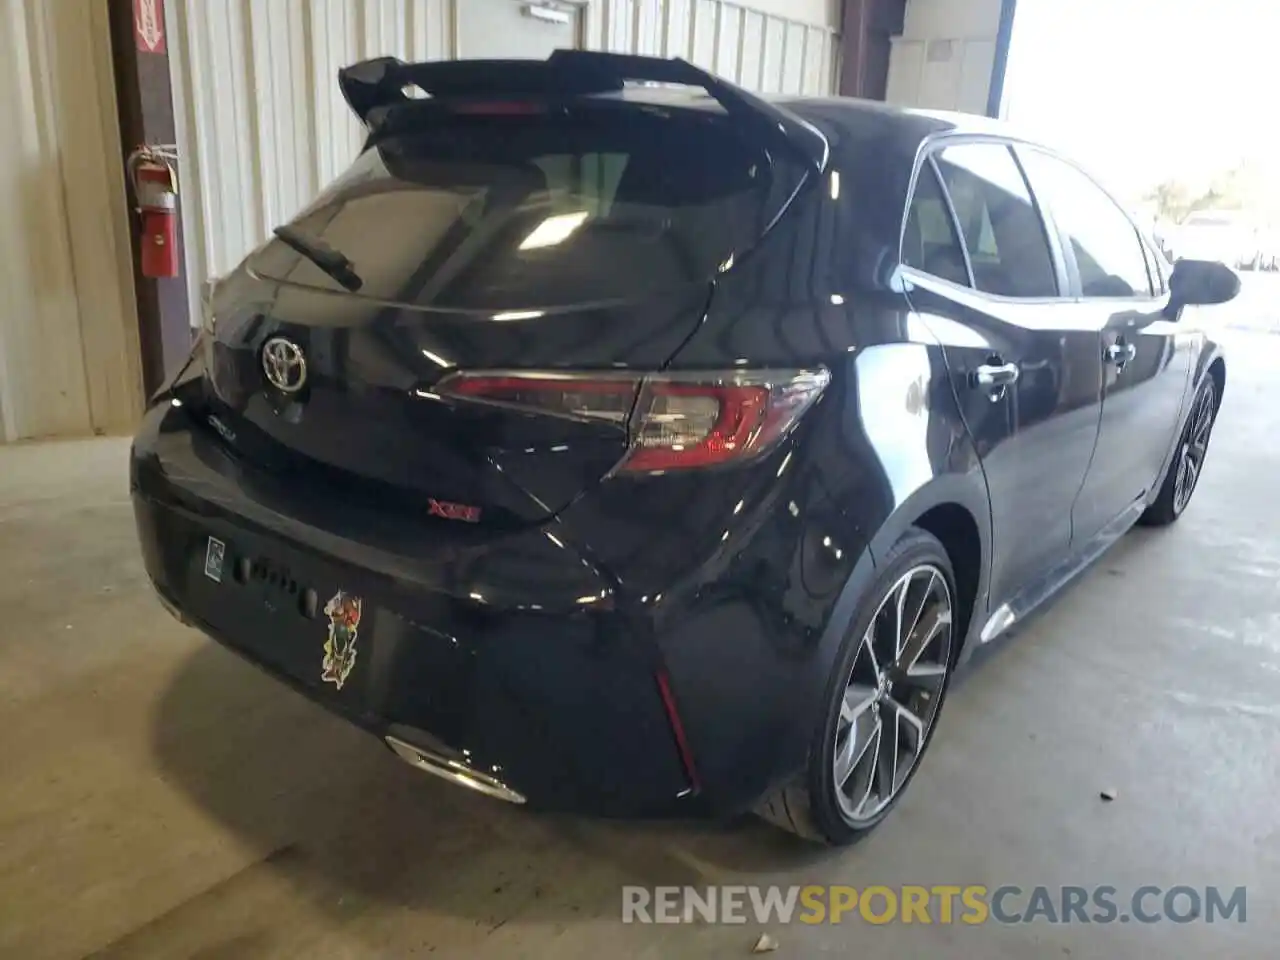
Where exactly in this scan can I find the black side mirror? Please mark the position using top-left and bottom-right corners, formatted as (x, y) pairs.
(1167, 259), (1240, 316)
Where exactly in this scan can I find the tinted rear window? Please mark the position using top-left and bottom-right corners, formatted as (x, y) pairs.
(249, 104), (794, 309)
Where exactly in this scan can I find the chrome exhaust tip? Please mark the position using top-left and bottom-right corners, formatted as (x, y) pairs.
(151, 583), (192, 627)
(384, 735), (526, 805)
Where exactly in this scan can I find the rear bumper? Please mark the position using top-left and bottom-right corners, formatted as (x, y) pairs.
(132, 398), (854, 820)
(132, 401), (695, 817)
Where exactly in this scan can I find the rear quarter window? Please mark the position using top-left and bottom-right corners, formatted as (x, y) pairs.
(903, 160), (970, 287)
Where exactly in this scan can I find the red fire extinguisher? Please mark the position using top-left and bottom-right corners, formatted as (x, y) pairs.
(128, 146), (179, 278)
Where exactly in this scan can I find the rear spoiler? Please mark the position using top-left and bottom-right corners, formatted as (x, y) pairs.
(337, 50), (828, 174)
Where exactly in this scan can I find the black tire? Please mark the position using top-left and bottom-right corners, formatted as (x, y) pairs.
(1140, 377), (1218, 527)
(756, 527), (958, 844)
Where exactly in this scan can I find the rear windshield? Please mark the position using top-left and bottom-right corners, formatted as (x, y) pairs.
(249, 103), (795, 309)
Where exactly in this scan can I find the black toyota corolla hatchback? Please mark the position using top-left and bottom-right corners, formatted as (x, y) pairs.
(132, 51), (1238, 844)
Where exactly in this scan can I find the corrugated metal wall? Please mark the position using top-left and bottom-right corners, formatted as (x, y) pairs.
(169, 0), (839, 319)
(0, 0), (141, 442)
(884, 0), (1002, 115)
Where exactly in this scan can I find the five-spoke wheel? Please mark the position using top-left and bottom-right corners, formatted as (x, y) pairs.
(1174, 382), (1216, 514)
(756, 528), (959, 845)
(833, 563), (953, 825)
(1142, 377), (1219, 526)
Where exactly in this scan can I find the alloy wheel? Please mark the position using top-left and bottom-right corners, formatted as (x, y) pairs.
(833, 563), (953, 825)
(1174, 383), (1216, 514)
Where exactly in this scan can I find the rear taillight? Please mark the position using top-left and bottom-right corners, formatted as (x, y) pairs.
(439, 373), (638, 424)
(437, 369), (829, 472)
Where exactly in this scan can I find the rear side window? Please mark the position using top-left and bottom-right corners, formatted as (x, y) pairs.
(903, 161), (970, 286)
(1017, 149), (1153, 298)
(934, 143), (1058, 298)
(249, 105), (795, 309)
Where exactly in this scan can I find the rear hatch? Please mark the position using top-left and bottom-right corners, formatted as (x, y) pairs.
(198, 59), (816, 530)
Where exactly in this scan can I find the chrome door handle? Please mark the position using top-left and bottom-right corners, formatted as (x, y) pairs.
(1105, 342), (1137, 369)
(973, 362), (1020, 392)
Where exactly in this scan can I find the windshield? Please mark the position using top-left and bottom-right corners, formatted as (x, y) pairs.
(249, 105), (793, 309)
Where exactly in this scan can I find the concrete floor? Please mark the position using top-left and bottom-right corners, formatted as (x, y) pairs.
(3, 323), (1279, 959)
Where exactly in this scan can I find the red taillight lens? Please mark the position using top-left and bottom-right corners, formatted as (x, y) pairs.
(624, 384), (771, 470)
(624, 371), (830, 472)
(441, 374), (639, 424)
(436, 369), (829, 472)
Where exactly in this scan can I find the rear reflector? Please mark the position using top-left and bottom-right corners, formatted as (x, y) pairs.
(655, 669), (701, 794)
(437, 368), (829, 472)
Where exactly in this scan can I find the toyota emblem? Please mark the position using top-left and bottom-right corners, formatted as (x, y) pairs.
(261, 336), (307, 393)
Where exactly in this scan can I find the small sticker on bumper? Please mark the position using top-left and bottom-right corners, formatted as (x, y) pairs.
(204, 537), (226, 583)
(322, 591), (363, 690)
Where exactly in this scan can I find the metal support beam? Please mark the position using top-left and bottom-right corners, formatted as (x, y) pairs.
(107, 0), (192, 395)
(838, 0), (906, 100)
(987, 0), (1019, 117)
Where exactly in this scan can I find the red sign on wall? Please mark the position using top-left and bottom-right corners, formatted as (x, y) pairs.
(133, 0), (166, 55)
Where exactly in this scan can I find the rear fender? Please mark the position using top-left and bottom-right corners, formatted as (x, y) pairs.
(865, 472), (993, 668)
(651, 338), (993, 812)
(1147, 333), (1225, 508)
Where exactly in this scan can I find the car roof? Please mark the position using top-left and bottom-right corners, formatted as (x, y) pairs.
(600, 86), (1018, 143)
(773, 94), (1027, 143)
(593, 88), (1011, 182)
(567, 87), (1044, 292)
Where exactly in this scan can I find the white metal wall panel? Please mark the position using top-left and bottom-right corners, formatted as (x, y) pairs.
(459, 0), (580, 59)
(885, 38), (924, 106)
(170, 0), (839, 324)
(886, 0), (1003, 114)
(0, 0), (140, 442)
(734, 0), (832, 25)
(736, 11), (765, 88)
(309, 1), (366, 187)
(172, 0), (456, 301)
(957, 39), (997, 115)
(687, 1), (716, 71)
(714, 5), (741, 79)
(902, 0), (1001, 41)
(662, 0), (692, 60)
(633, 0), (662, 55)
(886, 34), (996, 114)
(249, 2), (312, 232)
(780, 22), (805, 94)
(802, 26), (831, 97)
(760, 17), (784, 92)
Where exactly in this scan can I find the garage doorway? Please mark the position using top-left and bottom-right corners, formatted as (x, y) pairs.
(1001, 0), (1278, 287)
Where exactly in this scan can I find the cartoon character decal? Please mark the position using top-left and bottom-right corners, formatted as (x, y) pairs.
(322, 591), (363, 690)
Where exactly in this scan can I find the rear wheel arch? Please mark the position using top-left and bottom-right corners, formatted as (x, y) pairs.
(867, 476), (991, 661)
(1207, 356), (1226, 412)
(911, 502), (982, 664)
(757, 524), (963, 843)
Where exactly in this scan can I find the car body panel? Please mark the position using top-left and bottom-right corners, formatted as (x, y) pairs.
(133, 401), (695, 816)
(903, 272), (1104, 615)
(203, 270), (719, 524)
(1070, 306), (1192, 541)
(131, 77), (1227, 820)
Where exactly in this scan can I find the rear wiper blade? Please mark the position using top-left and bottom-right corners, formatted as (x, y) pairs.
(272, 225), (364, 292)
